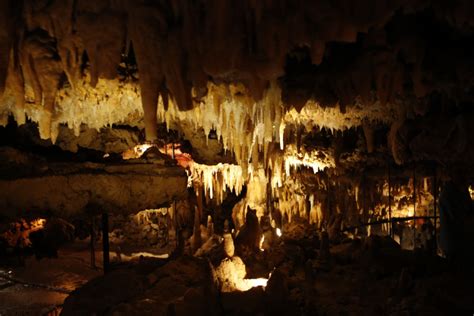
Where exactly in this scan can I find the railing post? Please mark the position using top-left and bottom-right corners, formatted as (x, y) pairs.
(412, 165), (416, 249)
(102, 213), (110, 274)
(388, 163), (393, 237)
(433, 165), (438, 254)
(90, 216), (96, 269)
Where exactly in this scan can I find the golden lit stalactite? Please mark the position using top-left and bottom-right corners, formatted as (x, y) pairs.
(283, 144), (335, 176)
(284, 97), (397, 134)
(156, 81), (360, 175)
(271, 171), (436, 234)
(191, 162), (244, 203)
(271, 173), (307, 224)
(2, 0), (450, 138)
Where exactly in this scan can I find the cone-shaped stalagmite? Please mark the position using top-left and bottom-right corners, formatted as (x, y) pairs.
(192, 206), (202, 252)
(223, 233), (235, 257)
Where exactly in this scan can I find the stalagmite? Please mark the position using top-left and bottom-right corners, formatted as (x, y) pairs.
(235, 207), (262, 252)
(319, 231), (330, 261)
(223, 233), (235, 257)
(207, 215), (214, 237)
(192, 206), (202, 252)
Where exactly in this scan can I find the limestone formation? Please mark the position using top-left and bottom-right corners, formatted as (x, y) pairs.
(1, 2), (474, 315)
(0, 150), (188, 218)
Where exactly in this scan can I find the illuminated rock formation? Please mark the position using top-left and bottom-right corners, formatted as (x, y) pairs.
(2, 2), (474, 315)
(0, 148), (188, 218)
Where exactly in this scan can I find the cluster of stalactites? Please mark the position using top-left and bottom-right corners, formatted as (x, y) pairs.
(191, 162), (245, 204)
(1, 0), (472, 152)
(378, 177), (434, 219)
(158, 82), (285, 171)
(0, 75), (143, 143)
(266, 172), (436, 232)
(1, 0), (412, 142)
(188, 142), (335, 206)
(0, 67), (396, 162)
(283, 144), (335, 176)
(0, 0), (325, 141)
(284, 97), (397, 133)
(135, 208), (173, 225)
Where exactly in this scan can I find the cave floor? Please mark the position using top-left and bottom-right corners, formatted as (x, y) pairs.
(0, 240), (172, 315)
(2, 237), (474, 315)
(0, 241), (102, 315)
(306, 242), (474, 315)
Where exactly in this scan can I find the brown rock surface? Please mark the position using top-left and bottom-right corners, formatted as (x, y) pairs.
(61, 256), (219, 316)
(0, 149), (188, 217)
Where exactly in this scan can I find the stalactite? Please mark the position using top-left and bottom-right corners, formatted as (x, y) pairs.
(191, 162), (244, 203)
(76, 10), (126, 87)
(2, 49), (26, 126)
(129, 5), (166, 141)
(0, 0), (13, 97)
(283, 144), (335, 176)
(21, 31), (64, 140)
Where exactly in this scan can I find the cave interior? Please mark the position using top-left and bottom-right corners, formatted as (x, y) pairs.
(1, 1), (474, 315)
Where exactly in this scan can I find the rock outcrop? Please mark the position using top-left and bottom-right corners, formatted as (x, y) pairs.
(0, 147), (188, 218)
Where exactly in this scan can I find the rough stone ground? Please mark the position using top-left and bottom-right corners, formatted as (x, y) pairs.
(2, 227), (474, 315)
(61, 255), (218, 316)
(61, 230), (474, 315)
(0, 237), (174, 316)
(0, 241), (102, 315)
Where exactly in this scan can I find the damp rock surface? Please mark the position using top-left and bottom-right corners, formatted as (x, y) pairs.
(61, 256), (219, 316)
(0, 147), (188, 218)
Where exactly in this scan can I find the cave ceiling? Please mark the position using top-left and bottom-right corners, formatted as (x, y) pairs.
(1, 0), (474, 175)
